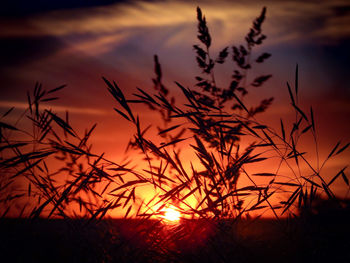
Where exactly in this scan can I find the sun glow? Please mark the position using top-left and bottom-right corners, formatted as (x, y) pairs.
(162, 206), (181, 222)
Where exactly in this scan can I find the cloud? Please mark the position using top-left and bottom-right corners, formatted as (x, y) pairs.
(1, 0), (349, 58)
(0, 36), (64, 67)
(1, 0), (349, 119)
(0, 101), (109, 115)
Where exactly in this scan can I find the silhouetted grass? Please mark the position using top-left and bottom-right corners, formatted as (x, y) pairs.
(0, 5), (349, 263)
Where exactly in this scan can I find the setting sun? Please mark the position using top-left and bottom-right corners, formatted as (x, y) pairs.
(162, 206), (181, 222)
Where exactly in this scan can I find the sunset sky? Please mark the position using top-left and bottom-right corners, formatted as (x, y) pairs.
(1, 0), (349, 203)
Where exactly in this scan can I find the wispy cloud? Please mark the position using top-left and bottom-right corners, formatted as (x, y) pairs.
(0, 101), (109, 115)
(1, 0), (349, 57)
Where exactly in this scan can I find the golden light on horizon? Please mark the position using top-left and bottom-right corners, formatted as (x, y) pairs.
(161, 206), (181, 222)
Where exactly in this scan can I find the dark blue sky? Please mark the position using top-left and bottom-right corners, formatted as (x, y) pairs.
(1, 0), (124, 16)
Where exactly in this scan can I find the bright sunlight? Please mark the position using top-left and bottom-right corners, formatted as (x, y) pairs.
(161, 206), (181, 222)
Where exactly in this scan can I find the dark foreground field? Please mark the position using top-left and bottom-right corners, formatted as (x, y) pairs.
(1, 211), (350, 263)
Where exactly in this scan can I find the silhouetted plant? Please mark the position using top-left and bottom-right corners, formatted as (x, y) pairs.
(103, 6), (349, 222)
(0, 84), (130, 219)
(0, 6), (348, 230)
(0, 5), (349, 263)
(191, 6), (273, 149)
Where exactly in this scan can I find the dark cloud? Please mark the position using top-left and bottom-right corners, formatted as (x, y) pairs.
(0, 36), (64, 67)
(0, 0), (125, 17)
(331, 3), (350, 16)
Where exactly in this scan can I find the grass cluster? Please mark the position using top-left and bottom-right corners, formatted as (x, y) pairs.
(0, 6), (349, 263)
